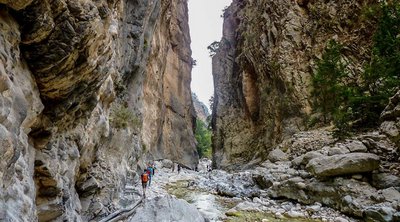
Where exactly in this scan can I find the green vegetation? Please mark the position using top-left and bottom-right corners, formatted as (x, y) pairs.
(207, 41), (220, 57)
(311, 2), (400, 139)
(110, 105), (141, 129)
(195, 119), (212, 158)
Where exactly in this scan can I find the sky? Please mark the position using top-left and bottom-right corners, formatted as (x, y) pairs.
(188, 0), (232, 110)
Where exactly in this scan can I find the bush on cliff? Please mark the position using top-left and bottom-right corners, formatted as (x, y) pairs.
(312, 1), (400, 138)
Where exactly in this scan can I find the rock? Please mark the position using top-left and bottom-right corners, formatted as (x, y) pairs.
(345, 140), (368, 153)
(286, 210), (306, 218)
(306, 153), (380, 177)
(161, 159), (174, 169)
(372, 173), (400, 189)
(363, 206), (396, 222)
(334, 217), (349, 222)
(328, 146), (350, 156)
(293, 151), (324, 167)
(351, 174), (363, 180)
(380, 188), (400, 203)
(306, 204), (321, 213)
(252, 174), (273, 189)
(393, 212), (400, 221)
(275, 212), (284, 219)
(128, 195), (205, 222)
(268, 149), (288, 163)
(192, 93), (210, 123)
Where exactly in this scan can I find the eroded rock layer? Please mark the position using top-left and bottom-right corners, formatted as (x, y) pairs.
(0, 0), (197, 221)
(212, 0), (378, 169)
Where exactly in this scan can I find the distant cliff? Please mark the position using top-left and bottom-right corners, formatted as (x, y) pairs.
(211, 0), (381, 169)
(0, 0), (197, 221)
(192, 93), (210, 123)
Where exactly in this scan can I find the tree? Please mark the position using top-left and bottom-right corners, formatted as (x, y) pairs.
(207, 41), (220, 57)
(195, 119), (212, 158)
(311, 40), (348, 124)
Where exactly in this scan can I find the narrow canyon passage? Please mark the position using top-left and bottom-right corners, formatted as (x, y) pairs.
(125, 160), (358, 222)
(0, 0), (399, 221)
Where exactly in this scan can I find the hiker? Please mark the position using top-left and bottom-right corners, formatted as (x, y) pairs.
(147, 164), (155, 187)
(177, 164), (181, 174)
(141, 169), (149, 197)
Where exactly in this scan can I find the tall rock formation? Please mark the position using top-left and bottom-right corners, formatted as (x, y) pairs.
(0, 0), (197, 221)
(212, 0), (378, 169)
(192, 93), (210, 123)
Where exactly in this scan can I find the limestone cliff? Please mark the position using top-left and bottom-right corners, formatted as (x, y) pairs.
(192, 93), (210, 123)
(212, 0), (378, 169)
(0, 0), (197, 221)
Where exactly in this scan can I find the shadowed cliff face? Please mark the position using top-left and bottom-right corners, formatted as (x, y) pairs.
(0, 0), (197, 221)
(212, 0), (378, 169)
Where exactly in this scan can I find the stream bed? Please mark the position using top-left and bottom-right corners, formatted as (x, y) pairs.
(166, 179), (324, 222)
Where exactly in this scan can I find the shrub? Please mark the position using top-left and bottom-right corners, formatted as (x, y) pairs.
(110, 105), (141, 129)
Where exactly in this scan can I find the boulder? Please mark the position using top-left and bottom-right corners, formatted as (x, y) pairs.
(128, 195), (205, 222)
(306, 153), (380, 177)
(372, 173), (400, 189)
(268, 149), (288, 163)
(363, 206), (396, 222)
(345, 140), (368, 152)
(292, 151), (324, 167)
(380, 188), (400, 203)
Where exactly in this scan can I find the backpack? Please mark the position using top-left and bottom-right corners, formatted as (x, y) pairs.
(147, 167), (155, 176)
(141, 173), (148, 183)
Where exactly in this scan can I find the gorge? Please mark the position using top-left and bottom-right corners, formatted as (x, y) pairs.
(0, 0), (399, 222)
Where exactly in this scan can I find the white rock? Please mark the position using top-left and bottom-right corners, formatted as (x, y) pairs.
(334, 217), (349, 222)
(286, 210), (306, 218)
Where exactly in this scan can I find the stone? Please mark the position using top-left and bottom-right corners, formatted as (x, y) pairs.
(286, 210), (306, 218)
(268, 149), (288, 163)
(334, 217), (349, 222)
(372, 173), (400, 189)
(363, 206), (396, 222)
(328, 146), (350, 156)
(292, 151), (324, 167)
(128, 195), (205, 222)
(252, 174), (273, 189)
(306, 204), (321, 213)
(306, 153), (380, 177)
(345, 140), (368, 152)
(381, 188), (400, 203)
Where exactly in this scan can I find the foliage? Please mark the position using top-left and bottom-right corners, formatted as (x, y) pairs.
(356, 2), (400, 127)
(195, 119), (212, 158)
(110, 105), (141, 129)
(311, 2), (400, 138)
(311, 40), (348, 124)
(207, 41), (220, 57)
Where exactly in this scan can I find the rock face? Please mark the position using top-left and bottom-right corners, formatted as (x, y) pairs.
(142, 0), (198, 168)
(192, 93), (210, 123)
(0, 0), (197, 221)
(211, 0), (377, 169)
(0, 8), (43, 221)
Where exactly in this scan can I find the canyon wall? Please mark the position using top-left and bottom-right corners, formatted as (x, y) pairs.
(0, 0), (197, 221)
(212, 0), (378, 169)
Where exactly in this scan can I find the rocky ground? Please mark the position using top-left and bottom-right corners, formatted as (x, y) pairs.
(121, 124), (400, 222)
(123, 159), (363, 222)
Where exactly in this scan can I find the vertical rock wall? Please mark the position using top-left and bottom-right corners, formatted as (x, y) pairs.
(212, 0), (377, 169)
(0, 8), (43, 221)
(142, 0), (198, 169)
(0, 0), (197, 221)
